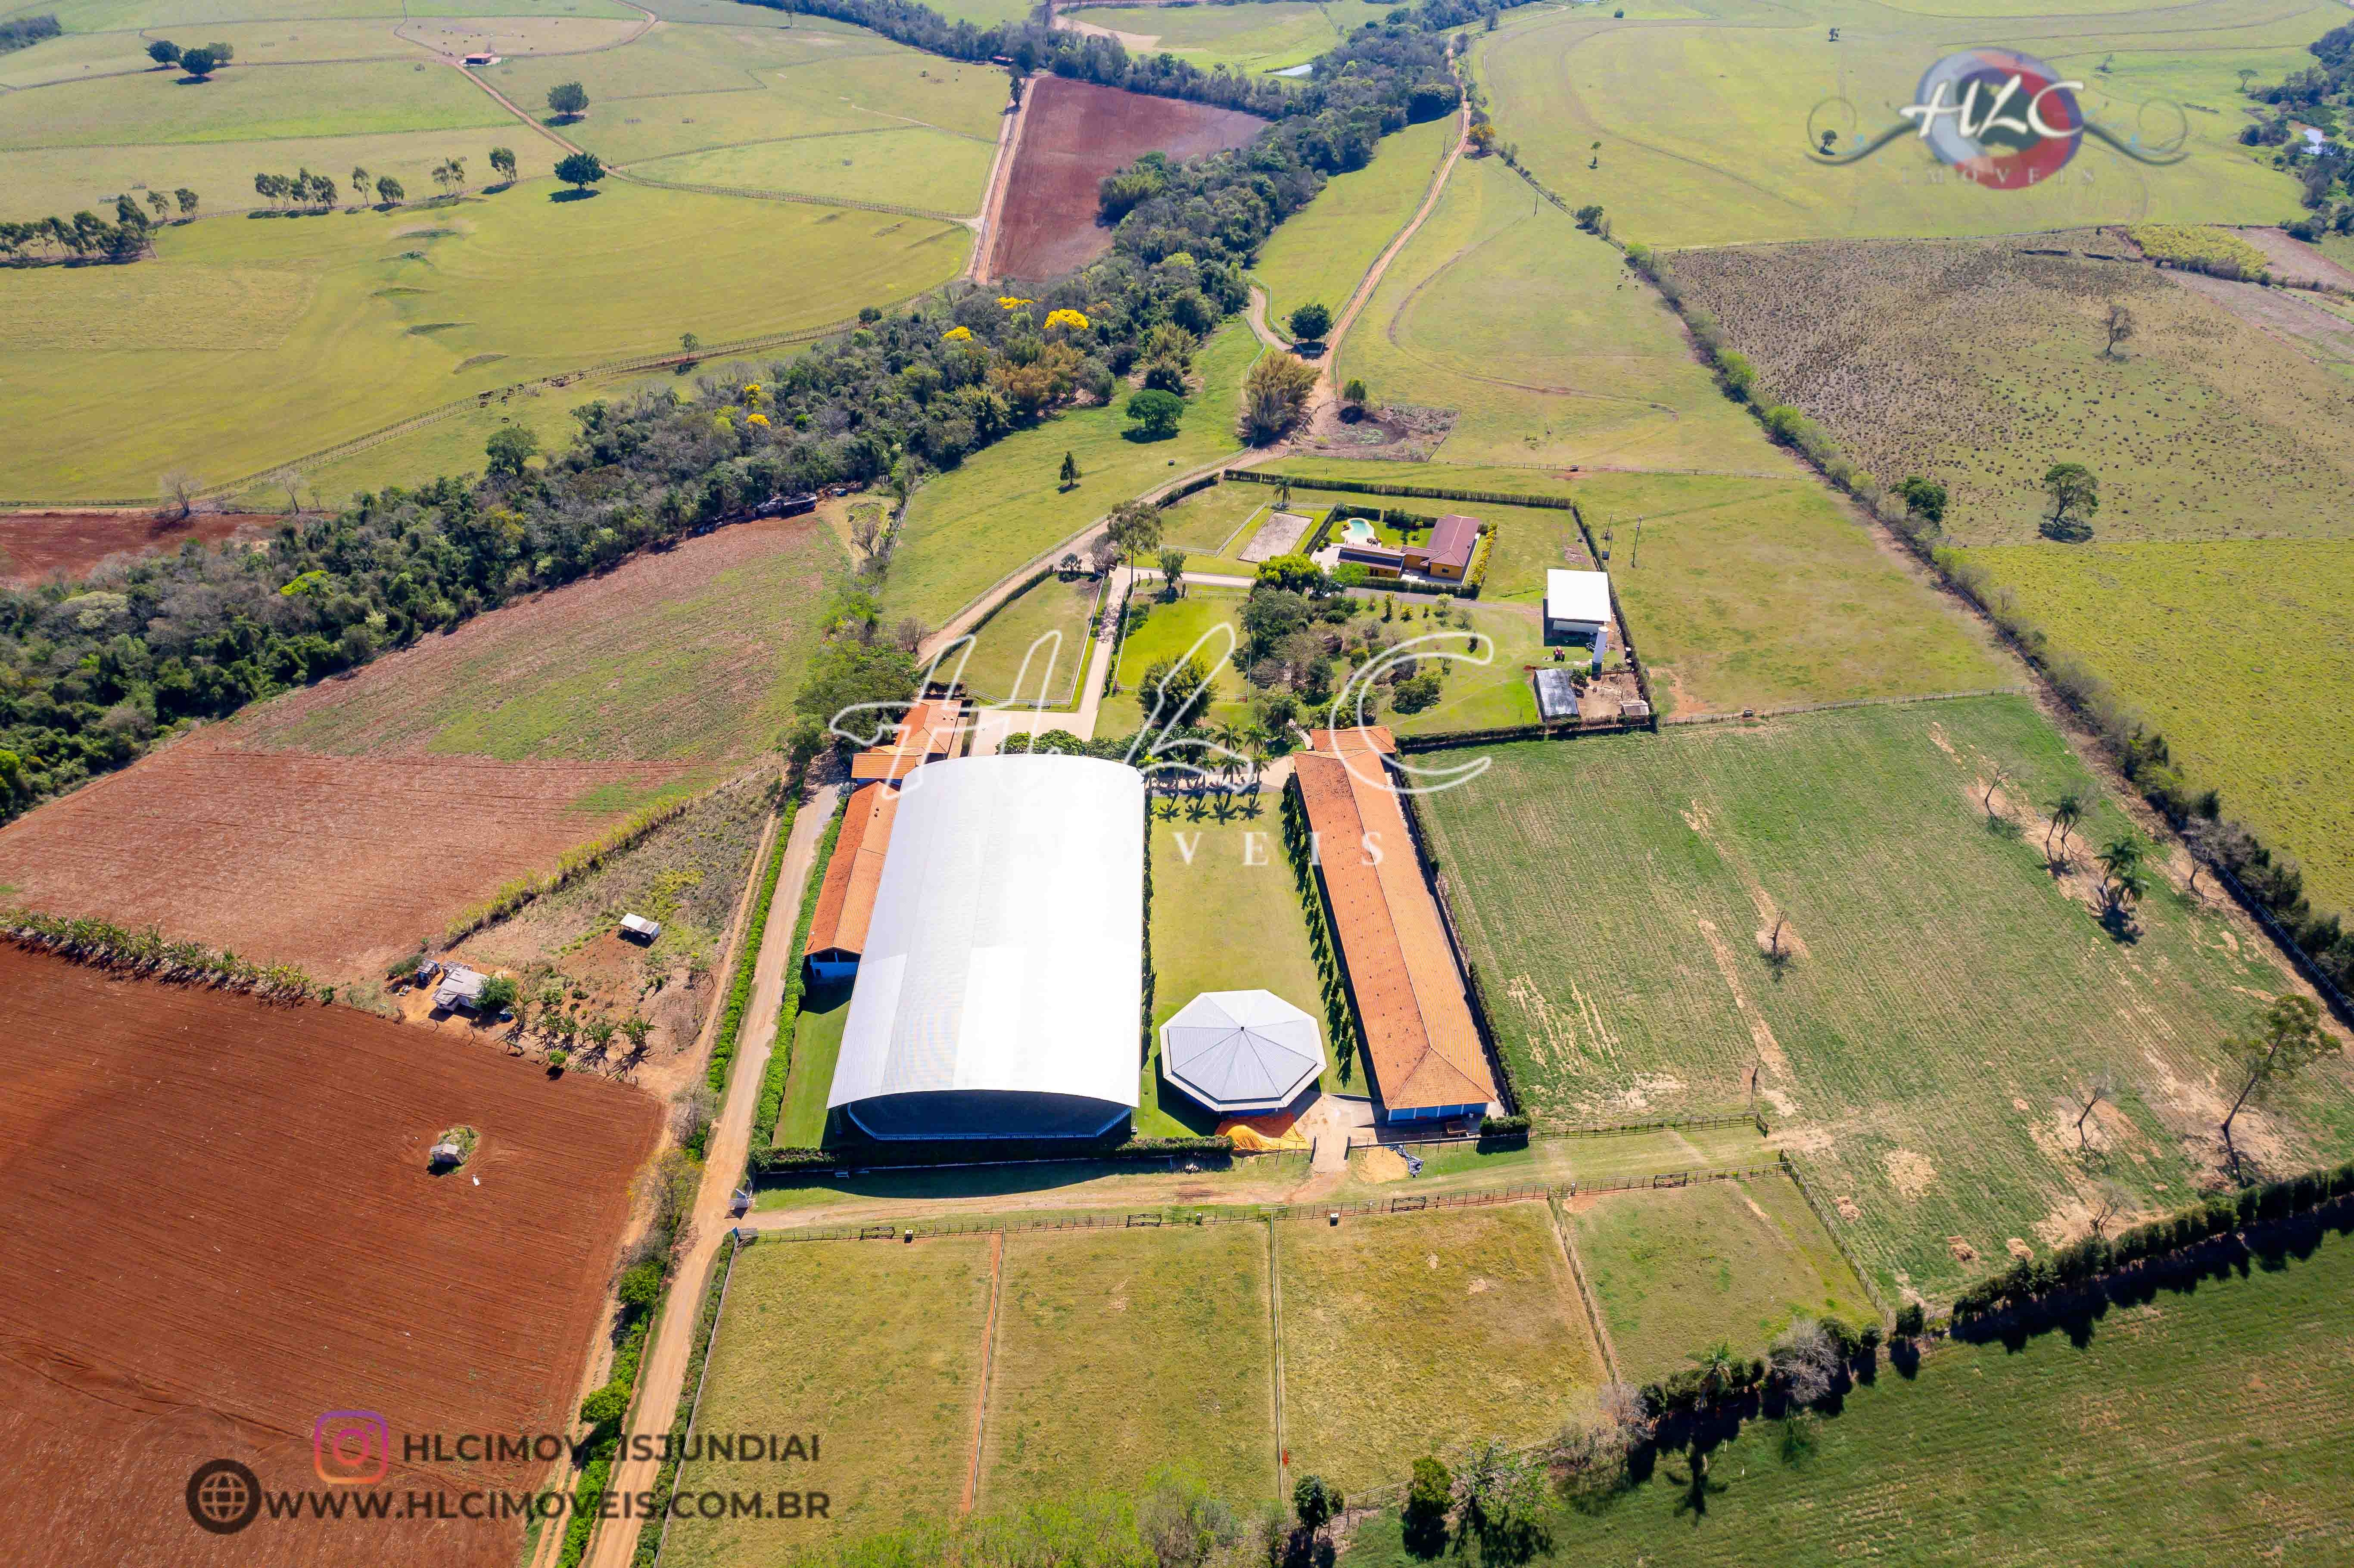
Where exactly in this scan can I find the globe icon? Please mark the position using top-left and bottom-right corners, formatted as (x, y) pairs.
(186, 1459), (261, 1535)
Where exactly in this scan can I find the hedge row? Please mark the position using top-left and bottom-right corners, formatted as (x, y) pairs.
(556, 1267), (665, 1568)
(1640, 1317), (1881, 1417)
(3, 908), (316, 999)
(1950, 1158), (2354, 1322)
(693, 779), (802, 1157)
(746, 788), (848, 1174)
(1222, 470), (1573, 509)
(631, 1234), (741, 1568)
(1279, 775), (1369, 1079)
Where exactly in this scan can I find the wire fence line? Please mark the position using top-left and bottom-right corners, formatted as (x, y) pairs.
(744, 1158), (1801, 1246)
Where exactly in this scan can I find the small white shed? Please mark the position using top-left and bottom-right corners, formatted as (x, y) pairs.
(619, 913), (663, 943)
(1545, 569), (1613, 643)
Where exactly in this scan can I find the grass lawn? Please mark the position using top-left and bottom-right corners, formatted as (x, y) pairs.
(955, 570), (1102, 707)
(1476, 0), (2316, 249)
(663, 1233), (995, 1562)
(1332, 153), (1770, 473)
(1347, 1220), (2354, 1567)
(0, 57), (507, 148)
(629, 124), (999, 214)
(1254, 113), (1455, 336)
(0, 179), (968, 501)
(1570, 1176), (1875, 1382)
(1156, 481), (1274, 579)
(1143, 805), (1334, 1135)
(1959, 539), (2354, 914)
(980, 1225), (1279, 1509)
(885, 323), (1256, 630)
(1416, 696), (2354, 1301)
(775, 977), (851, 1148)
(1377, 598), (1544, 736)
(1094, 587), (1258, 741)
(1277, 1202), (1606, 1492)
(1572, 472), (2003, 716)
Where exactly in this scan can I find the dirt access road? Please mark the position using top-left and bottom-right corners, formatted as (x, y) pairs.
(574, 784), (840, 1568)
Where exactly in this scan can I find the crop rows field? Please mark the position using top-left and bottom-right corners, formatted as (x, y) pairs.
(1961, 538), (2354, 913)
(0, 516), (838, 976)
(1416, 697), (2354, 1300)
(1475, 0), (2327, 249)
(1349, 1222), (2354, 1567)
(1668, 234), (2354, 546)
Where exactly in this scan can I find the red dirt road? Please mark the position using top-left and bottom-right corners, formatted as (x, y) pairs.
(0, 944), (660, 1568)
(0, 509), (269, 584)
(990, 77), (1265, 281)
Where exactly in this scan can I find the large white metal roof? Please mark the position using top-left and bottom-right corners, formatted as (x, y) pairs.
(1160, 989), (1324, 1113)
(1545, 569), (1612, 627)
(828, 755), (1144, 1132)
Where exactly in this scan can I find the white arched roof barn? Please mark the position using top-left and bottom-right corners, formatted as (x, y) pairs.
(827, 754), (1144, 1141)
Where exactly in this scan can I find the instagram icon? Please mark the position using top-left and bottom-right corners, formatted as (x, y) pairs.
(313, 1410), (390, 1485)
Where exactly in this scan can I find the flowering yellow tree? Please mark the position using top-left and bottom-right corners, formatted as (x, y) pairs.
(997, 296), (1034, 310)
(942, 325), (973, 342)
(746, 411), (770, 428)
(1043, 308), (1091, 333)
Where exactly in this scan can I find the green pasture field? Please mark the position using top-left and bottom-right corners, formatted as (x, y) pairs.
(1569, 1176), (1875, 1382)
(980, 1225), (1279, 1509)
(629, 125), (999, 212)
(484, 20), (1006, 169)
(229, 510), (844, 764)
(908, 0), (1036, 26)
(1416, 696), (2354, 1301)
(1254, 114), (1454, 338)
(222, 389), (590, 511)
(955, 569), (1101, 706)
(664, 1234), (996, 1562)
(0, 179), (968, 501)
(1277, 1202), (1606, 1491)
(1348, 1223), (2354, 1568)
(1141, 805), (1334, 1136)
(1333, 153), (1774, 473)
(1071, 2), (1341, 73)
(0, 124), (554, 216)
(0, 57), (505, 146)
(1324, 1123), (1777, 1203)
(1575, 471), (2004, 716)
(1669, 235), (2354, 546)
(1377, 597), (1544, 736)
(1475, 0), (2327, 249)
(1153, 480), (1270, 578)
(884, 323), (1256, 629)
(1964, 538), (2354, 913)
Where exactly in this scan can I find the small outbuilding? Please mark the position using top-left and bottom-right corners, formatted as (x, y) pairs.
(619, 913), (662, 944)
(1533, 666), (1580, 723)
(1159, 990), (1325, 1114)
(433, 965), (487, 1013)
(1544, 569), (1612, 648)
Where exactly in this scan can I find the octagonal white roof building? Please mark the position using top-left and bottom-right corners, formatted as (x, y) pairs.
(828, 753), (1144, 1141)
(1159, 989), (1324, 1114)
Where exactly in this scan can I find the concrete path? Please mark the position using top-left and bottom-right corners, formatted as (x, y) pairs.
(579, 784), (840, 1568)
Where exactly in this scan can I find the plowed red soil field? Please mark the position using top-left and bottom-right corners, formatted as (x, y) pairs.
(0, 735), (691, 977)
(0, 509), (269, 584)
(0, 516), (837, 978)
(992, 77), (1265, 281)
(0, 944), (661, 1568)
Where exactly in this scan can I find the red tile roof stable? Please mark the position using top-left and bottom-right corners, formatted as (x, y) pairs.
(1292, 749), (1496, 1113)
(805, 783), (900, 961)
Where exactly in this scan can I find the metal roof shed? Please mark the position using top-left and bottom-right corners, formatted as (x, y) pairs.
(1545, 569), (1612, 632)
(1160, 990), (1325, 1113)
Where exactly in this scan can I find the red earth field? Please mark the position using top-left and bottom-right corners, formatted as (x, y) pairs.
(0, 943), (661, 1568)
(0, 508), (268, 584)
(991, 77), (1266, 280)
(0, 516), (835, 978)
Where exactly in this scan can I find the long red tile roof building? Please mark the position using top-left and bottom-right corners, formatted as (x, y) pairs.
(1292, 729), (1498, 1115)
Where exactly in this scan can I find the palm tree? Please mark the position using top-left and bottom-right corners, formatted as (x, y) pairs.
(1688, 1341), (1740, 1398)
(2097, 836), (2146, 917)
(2045, 790), (2083, 859)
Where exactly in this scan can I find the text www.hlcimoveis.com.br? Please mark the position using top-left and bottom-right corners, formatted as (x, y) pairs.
(256, 1486), (831, 1523)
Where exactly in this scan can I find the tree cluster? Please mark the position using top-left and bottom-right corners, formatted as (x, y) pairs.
(0, 193), (184, 265)
(147, 37), (233, 77)
(0, 14), (60, 53)
(253, 169), (340, 211)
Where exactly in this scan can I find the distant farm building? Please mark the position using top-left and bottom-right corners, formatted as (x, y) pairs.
(1160, 989), (1324, 1114)
(1332, 512), (1482, 583)
(1544, 569), (1612, 649)
(1290, 728), (1501, 1124)
(826, 755), (1145, 1140)
(433, 964), (488, 1013)
(619, 912), (662, 943)
(462, 52), (500, 65)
